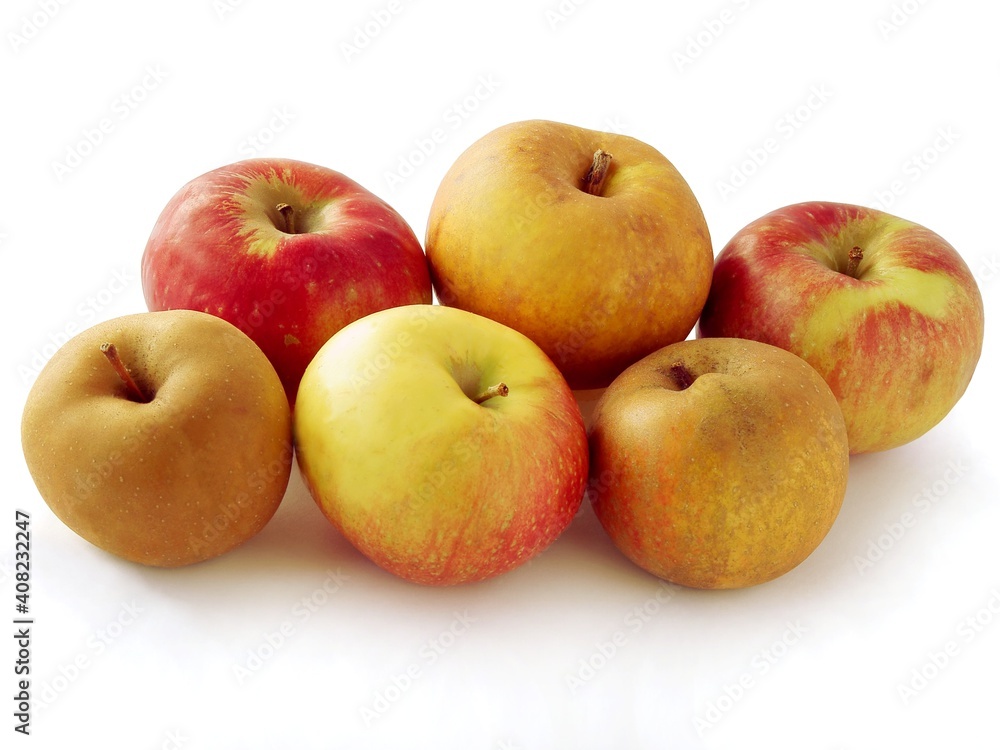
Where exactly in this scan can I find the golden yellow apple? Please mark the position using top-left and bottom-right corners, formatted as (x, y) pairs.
(426, 119), (714, 389)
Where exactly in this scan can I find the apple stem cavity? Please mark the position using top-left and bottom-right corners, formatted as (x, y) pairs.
(846, 246), (864, 278)
(473, 382), (509, 404)
(583, 149), (613, 196)
(669, 362), (695, 391)
(100, 343), (152, 403)
(276, 202), (296, 234)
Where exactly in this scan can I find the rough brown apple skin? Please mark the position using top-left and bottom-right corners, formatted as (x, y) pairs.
(588, 338), (850, 589)
(21, 310), (293, 567)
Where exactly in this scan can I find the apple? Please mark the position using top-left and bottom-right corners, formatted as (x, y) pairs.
(588, 337), (850, 589)
(141, 157), (433, 403)
(425, 119), (714, 390)
(21, 310), (293, 567)
(698, 201), (985, 453)
(293, 304), (589, 586)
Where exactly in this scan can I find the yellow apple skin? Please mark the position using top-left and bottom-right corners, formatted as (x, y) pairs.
(699, 201), (985, 453)
(294, 304), (589, 586)
(425, 119), (714, 390)
(21, 311), (293, 567)
(588, 338), (850, 590)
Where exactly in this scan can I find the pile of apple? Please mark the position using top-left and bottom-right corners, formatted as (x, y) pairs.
(21, 120), (985, 589)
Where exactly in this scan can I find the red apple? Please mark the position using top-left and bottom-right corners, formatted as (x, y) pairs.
(698, 201), (984, 453)
(141, 157), (432, 402)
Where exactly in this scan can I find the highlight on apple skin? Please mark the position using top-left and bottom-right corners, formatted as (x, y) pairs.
(698, 201), (985, 454)
(293, 304), (590, 586)
(141, 157), (433, 404)
(20, 310), (294, 567)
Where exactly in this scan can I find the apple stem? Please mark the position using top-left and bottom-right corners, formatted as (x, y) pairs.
(846, 246), (864, 278)
(669, 362), (695, 391)
(583, 149), (613, 196)
(276, 203), (296, 234)
(473, 382), (509, 404)
(100, 343), (151, 403)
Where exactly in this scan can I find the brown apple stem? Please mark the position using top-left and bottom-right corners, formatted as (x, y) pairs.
(846, 246), (864, 278)
(583, 149), (613, 196)
(473, 382), (509, 404)
(100, 343), (151, 403)
(276, 203), (295, 234)
(669, 362), (695, 391)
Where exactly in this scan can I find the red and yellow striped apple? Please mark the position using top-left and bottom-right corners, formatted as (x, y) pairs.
(698, 201), (984, 454)
(293, 304), (589, 586)
(141, 157), (432, 403)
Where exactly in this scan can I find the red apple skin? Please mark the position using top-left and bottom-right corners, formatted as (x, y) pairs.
(698, 201), (985, 453)
(142, 158), (432, 403)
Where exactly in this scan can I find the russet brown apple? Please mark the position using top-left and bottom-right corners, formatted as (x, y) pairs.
(21, 310), (293, 567)
(588, 337), (850, 589)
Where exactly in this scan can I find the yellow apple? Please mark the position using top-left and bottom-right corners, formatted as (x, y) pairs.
(588, 337), (850, 589)
(425, 119), (714, 389)
(293, 304), (589, 586)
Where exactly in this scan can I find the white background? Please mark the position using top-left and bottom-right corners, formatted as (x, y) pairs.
(3, 0), (999, 748)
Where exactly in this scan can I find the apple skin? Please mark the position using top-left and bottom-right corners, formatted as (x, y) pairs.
(425, 119), (714, 390)
(141, 157), (432, 403)
(20, 310), (293, 567)
(698, 201), (985, 454)
(588, 337), (849, 590)
(293, 304), (589, 586)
